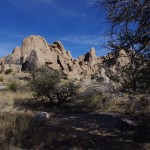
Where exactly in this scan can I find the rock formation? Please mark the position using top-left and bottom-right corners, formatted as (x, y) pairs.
(0, 35), (131, 86)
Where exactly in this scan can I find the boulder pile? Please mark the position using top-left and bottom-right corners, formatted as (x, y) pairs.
(0, 35), (131, 86)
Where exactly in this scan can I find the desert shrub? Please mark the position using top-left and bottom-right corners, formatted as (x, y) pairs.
(7, 81), (18, 91)
(83, 93), (115, 111)
(55, 81), (80, 106)
(91, 74), (96, 80)
(110, 76), (120, 83)
(5, 68), (13, 75)
(31, 67), (80, 107)
(0, 76), (3, 82)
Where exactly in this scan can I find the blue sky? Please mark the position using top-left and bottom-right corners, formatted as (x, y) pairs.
(0, 0), (109, 58)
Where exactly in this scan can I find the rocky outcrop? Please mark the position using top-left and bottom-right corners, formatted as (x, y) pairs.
(0, 35), (132, 87)
(0, 35), (74, 74)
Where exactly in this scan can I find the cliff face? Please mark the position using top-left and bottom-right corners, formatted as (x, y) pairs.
(0, 35), (131, 85)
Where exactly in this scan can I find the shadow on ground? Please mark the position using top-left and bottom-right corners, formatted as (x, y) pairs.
(14, 98), (56, 112)
(22, 108), (150, 150)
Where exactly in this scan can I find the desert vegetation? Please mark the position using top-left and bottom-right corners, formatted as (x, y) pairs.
(0, 73), (32, 147)
(31, 67), (80, 108)
(0, 67), (150, 149)
(0, 0), (149, 149)
(0, 70), (81, 149)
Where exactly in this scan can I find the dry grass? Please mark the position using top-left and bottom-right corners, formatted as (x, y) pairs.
(0, 72), (32, 110)
(0, 72), (61, 149)
(81, 93), (150, 113)
(0, 72), (30, 87)
(0, 91), (33, 113)
(0, 73), (36, 149)
(0, 112), (34, 149)
(0, 72), (150, 149)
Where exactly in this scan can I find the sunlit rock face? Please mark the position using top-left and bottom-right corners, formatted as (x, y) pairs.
(0, 35), (131, 85)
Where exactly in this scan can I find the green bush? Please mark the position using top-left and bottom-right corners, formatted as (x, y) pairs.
(91, 74), (96, 80)
(55, 81), (80, 106)
(110, 76), (120, 83)
(31, 67), (80, 107)
(0, 76), (3, 82)
(5, 68), (13, 75)
(7, 81), (18, 91)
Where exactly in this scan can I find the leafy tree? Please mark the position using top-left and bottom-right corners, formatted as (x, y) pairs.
(31, 67), (79, 107)
(99, 0), (150, 92)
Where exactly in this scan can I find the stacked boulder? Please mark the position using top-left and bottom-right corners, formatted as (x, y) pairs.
(0, 35), (131, 86)
(0, 35), (73, 74)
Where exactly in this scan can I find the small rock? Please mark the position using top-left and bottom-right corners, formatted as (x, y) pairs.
(33, 112), (50, 123)
(0, 82), (7, 90)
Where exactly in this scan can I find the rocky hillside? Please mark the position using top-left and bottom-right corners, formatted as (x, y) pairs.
(0, 35), (131, 87)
